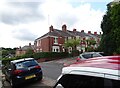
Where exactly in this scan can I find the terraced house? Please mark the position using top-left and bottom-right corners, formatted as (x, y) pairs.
(34, 24), (101, 53)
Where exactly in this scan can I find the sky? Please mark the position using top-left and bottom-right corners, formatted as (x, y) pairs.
(0, 0), (113, 48)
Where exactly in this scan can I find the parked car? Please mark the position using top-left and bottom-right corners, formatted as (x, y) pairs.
(54, 56), (120, 88)
(4, 58), (43, 87)
(76, 52), (105, 62)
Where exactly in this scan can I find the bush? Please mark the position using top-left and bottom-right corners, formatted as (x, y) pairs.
(2, 58), (17, 66)
(71, 50), (80, 57)
(33, 52), (69, 60)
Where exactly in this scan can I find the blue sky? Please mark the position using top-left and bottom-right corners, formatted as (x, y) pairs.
(0, 0), (113, 48)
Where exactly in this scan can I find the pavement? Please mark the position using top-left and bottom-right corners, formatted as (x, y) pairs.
(0, 68), (4, 88)
(47, 57), (77, 66)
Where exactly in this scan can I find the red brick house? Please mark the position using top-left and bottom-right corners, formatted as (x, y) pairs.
(34, 24), (101, 53)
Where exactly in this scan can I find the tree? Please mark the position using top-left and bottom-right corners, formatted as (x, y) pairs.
(100, 3), (120, 55)
(64, 39), (80, 51)
(86, 39), (96, 52)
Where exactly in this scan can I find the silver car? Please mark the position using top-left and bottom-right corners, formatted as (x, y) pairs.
(76, 52), (105, 62)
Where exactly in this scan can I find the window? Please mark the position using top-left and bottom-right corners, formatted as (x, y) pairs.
(15, 60), (38, 69)
(82, 54), (92, 59)
(55, 74), (120, 88)
(92, 53), (101, 57)
(54, 37), (58, 44)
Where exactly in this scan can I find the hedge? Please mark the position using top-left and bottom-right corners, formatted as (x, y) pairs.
(33, 52), (69, 60)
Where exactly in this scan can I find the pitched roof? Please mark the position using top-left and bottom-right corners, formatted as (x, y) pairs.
(54, 29), (74, 37)
(35, 28), (101, 40)
(67, 30), (92, 38)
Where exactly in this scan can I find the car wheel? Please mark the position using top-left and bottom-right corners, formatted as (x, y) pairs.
(36, 76), (43, 81)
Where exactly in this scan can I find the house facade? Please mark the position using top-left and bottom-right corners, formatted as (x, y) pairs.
(34, 24), (101, 53)
(15, 43), (34, 56)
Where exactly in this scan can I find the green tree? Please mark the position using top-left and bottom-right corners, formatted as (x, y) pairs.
(86, 39), (96, 52)
(100, 3), (120, 55)
(64, 38), (80, 51)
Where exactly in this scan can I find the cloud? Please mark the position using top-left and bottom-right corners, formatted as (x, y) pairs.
(0, 0), (110, 48)
(13, 29), (37, 41)
(0, 1), (45, 25)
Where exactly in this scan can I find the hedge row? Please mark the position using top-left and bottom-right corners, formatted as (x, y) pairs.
(2, 52), (69, 65)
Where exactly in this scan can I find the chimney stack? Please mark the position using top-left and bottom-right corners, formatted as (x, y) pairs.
(73, 28), (76, 32)
(94, 32), (97, 35)
(29, 43), (31, 46)
(62, 24), (67, 32)
(81, 30), (84, 32)
(88, 31), (91, 34)
(49, 25), (54, 32)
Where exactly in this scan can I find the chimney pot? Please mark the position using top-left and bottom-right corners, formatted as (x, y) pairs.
(73, 29), (76, 32)
(29, 43), (31, 46)
(94, 32), (97, 35)
(49, 25), (54, 32)
(88, 31), (91, 34)
(62, 24), (67, 32)
(81, 30), (84, 32)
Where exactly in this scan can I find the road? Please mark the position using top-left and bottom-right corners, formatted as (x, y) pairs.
(2, 61), (64, 88)
(40, 61), (64, 80)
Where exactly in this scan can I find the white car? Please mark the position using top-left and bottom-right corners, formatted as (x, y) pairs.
(54, 56), (120, 88)
(76, 52), (105, 62)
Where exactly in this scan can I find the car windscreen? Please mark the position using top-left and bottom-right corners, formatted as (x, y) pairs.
(82, 54), (92, 59)
(15, 60), (38, 69)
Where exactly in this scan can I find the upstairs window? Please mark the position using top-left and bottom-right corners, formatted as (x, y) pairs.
(54, 37), (58, 44)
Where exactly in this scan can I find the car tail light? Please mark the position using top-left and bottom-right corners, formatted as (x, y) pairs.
(13, 69), (23, 75)
(76, 58), (81, 62)
(35, 65), (41, 69)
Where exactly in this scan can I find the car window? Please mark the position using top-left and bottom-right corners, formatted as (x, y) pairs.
(99, 52), (106, 56)
(92, 53), (102, 57)
(55, 74), (120, 88)
(15, 60), (38, 69)
(82, 54), (92, 59)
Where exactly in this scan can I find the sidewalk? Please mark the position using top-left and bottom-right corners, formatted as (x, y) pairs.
(0, 69), (3, 88)
(48, 57), (77, 66)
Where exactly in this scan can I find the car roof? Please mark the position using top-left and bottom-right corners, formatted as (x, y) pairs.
(11, 58), (34, 64)
(62, 56), (120, 80)
(81, 52), (103, 54)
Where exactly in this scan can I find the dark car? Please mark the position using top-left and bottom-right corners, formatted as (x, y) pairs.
(4, 58), (43, 87)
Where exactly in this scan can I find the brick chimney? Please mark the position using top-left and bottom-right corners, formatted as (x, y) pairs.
(81, 30), (84, 32)
(88, 31), (91, 34)
(62, 24), (67, 32)
(94, 32), (97, 35)
(29, 43), (31, 46)
(49, 25), (54, 32)
(73, 29), (76, 32)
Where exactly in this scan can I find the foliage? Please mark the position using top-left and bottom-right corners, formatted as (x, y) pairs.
(64, 39), (80, 50)
(2, 58), (17, 65)
(71, 50), (80, 57)
(1, 47), (16, 58)
(87, 39), (96, 46)
(100, 3), (120, 55)
(33, 52), (69, 60)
